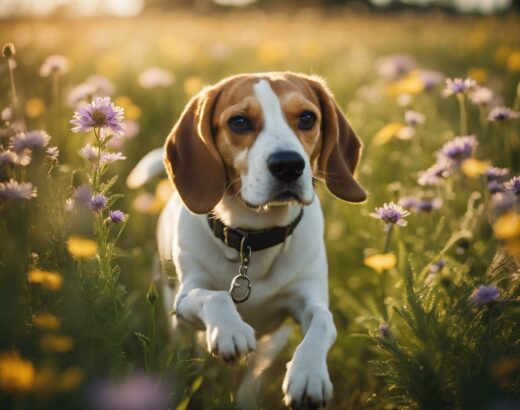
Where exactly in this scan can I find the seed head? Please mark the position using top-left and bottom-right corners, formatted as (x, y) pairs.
(2, 43), (15, 58)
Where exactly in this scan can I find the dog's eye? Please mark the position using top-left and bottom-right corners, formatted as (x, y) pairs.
(228, 115), (252, 134)
(297, 111), (316, 130)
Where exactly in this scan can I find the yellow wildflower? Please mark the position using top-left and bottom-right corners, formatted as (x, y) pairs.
(25, 98), (45, 118)
(505, 238), (520, 261)
(461, 159), (491, 179)
(467, 68), (488, 83)
(32, 313), (61, 330)
(387, 70), (424, 96)
(0, 351), (35, 393)
(372, 122), (405, 146)
(40, 335), (74, 353)
(114, 96), (141, 120)
(34, 366), (57, 393)
(34, 366), (84, 393)
(495, 46), (511, 64)
(67, 236), (97, 259)
(493, 212), (520, 240)
(28, 269), (63, 291)
(507, 52), (520, 72)
(57, 367), (85, 392)
(363, 253), (397, 273)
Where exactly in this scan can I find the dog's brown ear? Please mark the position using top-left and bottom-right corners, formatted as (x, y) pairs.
(164, 87), (226, 214)
(309, 78), (367, 202)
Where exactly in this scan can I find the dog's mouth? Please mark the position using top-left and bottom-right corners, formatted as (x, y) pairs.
(243, 189), (312, 211)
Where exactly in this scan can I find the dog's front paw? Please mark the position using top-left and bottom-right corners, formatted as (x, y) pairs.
(282, 360), (333, 409)
(206, 319), (256, 362)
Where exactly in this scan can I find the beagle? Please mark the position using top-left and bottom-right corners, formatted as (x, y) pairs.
(128, 72), (366, 409)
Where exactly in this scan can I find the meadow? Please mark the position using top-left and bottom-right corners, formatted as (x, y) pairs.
(1, 9), (520, 409)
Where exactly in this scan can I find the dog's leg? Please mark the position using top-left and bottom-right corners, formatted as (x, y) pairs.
(282, 304), (337, 409)
(175, 286), (256, 362)
(236, 324), (293, 409)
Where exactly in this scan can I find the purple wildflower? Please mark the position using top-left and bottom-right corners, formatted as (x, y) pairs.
(12, 151), (31, 166)
(443, 77), (477, 97)
(398, 196), (418, 210)
(109, 210), (126, 223)
(0, 179), (37, 199)
(504, 176), (520, 195)
(67, 82), (97, 107)
(485, 167), (509, 182)
(89, 194), (107, 212)
(404, 110), (425, 126)
(370, 202), (410, 228)
(75, 185), (93, 204)
(1, 106), (12, 121)
(487, 180), (505, 194)
(491, 192), (516, 216)
(138, 67), (174, 89)
(375, 54), (416, 80)
(11, 130), (51, 153)
(378, 323), (389, 337)
(438, 135), (478, 164)
(88, 373), (169, 410)
(46, 146), (59, 161)
(79, 144), (98, 161)
(398, 196), (442, 212)
(101, 152), (127, 164)
(121, 120), (140, 139)
(0, 150), (17, 165)
(470, 87), (493, 106)
(71, 97), (125, 135)
(428, 259), (446, 274)
(67, 76), (116, 108)
(86, 75), (116, 96)
(469, 285), (500, 306)
(416, 197), (443, 212)
(418, 161), (451, 186)
(418, 69), (444, 91)
(39, 55), (70, 77)
(488, 106), (520, 122)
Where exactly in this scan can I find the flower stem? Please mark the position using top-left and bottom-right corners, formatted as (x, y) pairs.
(149, 302), (156, 370)
(52, 72), (61, 138)
(384, 224), (394, 253)
(6, 56), (18, 108)
(457, 93), (467, 135)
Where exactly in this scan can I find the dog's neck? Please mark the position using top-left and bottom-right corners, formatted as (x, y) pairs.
(213, 194), (303, 231)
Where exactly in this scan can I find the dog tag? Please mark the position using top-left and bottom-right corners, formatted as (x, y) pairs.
(229, 275), (251, 303)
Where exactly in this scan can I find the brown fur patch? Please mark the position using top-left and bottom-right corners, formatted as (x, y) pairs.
(211, 73), (325, 196)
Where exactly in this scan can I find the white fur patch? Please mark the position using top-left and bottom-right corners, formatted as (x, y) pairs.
(239, 80), (314, 206)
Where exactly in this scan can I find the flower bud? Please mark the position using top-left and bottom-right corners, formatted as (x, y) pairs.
(2, 43), (15, 58)
(146, 282), (158, 305)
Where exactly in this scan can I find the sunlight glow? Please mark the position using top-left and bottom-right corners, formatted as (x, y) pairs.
(0, 0), (144, 17)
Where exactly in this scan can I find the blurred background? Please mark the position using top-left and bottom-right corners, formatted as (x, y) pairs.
(0, 0), (519, 409)
(0, 0), (517, 16)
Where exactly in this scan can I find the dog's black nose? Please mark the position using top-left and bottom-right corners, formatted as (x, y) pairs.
(267, 151), (305, 183)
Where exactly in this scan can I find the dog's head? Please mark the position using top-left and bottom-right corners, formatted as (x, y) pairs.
(164, 72), (367, 214)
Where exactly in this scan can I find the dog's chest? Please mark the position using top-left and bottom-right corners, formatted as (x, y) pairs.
(200, 245), (300, 333)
